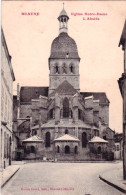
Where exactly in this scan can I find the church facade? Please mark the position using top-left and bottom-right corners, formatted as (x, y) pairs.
(13, 8), (115, 161)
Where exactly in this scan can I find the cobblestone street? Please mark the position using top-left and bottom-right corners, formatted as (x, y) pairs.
(2, 162), (124, 195)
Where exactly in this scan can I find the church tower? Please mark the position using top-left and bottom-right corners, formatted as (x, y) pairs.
(48, 6), (80, 95)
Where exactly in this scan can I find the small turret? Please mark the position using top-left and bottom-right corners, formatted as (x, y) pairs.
(58, 3), (69, 34)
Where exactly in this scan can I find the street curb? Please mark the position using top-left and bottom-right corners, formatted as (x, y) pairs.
(1, 167), (20, 188)
(99, 175), (126, 194)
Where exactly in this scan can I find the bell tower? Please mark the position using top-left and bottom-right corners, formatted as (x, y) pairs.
(48, 5), (80, 95)
(58, 4), (69, 34)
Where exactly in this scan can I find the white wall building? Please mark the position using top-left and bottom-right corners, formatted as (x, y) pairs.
(1, 28), (15, 169)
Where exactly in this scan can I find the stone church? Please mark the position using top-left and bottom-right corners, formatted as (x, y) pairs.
(13, 7), (115, 161)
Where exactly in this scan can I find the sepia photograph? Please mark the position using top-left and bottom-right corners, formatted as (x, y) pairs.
(1, 1), (126, 194)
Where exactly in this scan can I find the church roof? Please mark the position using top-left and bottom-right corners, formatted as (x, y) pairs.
(49, 32), (80, 59)
(49, 80), (78, 96)
(58, 8), (69, 19)
(89, 136), (108, 143)
(31, 125), (39, 130)
(54, 134), (79, 142)
(20, 86), (48, 103)
(41, 119), (96, 129)
(22, 135), (43, 142)
(80, 92), (110, 105)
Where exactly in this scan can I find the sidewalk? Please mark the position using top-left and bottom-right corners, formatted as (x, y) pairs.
(0, 161), (26, 188)
(99, 162), (126, 193)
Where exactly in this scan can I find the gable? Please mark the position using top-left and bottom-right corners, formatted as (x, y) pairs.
(50, 80), (78, 96)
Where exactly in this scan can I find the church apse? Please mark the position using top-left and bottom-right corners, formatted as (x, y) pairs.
(14, 6), (115, 161)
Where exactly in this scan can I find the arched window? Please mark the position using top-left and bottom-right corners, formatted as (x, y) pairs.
(65, 129), (69, 134)
(7, 134), (9, 158)
(55, 65), (59, 73)
(70, 110), (73, 118)
(74, 146), (78, 154)
(66, 53), (69, 59)
(62, 63), (67, 74)
(98, 146), (101, 154)
(49, 109), (54, 119)
(31, 146), (35, 153)
(45, 132), (51, 147)
(103, 136), (107, 140)
(69, 64), (74, 73)
(78, 109), (81, 120)
(4, 132), (6, 158)
(9, 136), (11, 145)
(82, 132), (87, 148)
(33, 130), (37, 135)
(63, 98), (69, 118)
(65, 145), (70, 154)
(57, 146), (60, 153)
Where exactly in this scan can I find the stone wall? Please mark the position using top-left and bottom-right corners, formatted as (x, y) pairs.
(49, 59), (80, 94)
(23, 142), (44, 160)
(20, 104), (32, 118)
(99, 105), (109, 126)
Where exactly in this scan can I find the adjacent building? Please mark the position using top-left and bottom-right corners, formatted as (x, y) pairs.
(13, 8), (115, 161)
(118, 20), (126, 179)
(1, 28), (15, 169)
(114, 133), (123, 160)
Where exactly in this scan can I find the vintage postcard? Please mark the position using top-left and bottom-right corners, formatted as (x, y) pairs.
(1, 1), (126, 195)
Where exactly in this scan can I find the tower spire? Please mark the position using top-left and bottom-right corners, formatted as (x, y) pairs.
(58, 5), (69, 34)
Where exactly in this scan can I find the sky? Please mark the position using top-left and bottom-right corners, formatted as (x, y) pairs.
(2, 1), (126, 133)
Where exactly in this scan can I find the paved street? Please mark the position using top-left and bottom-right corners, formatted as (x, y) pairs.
(2, 162), (124, 195)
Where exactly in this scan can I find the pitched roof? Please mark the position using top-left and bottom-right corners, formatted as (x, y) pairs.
(80, 92), (109, 105)
(31, 125), (39, 130)
(103, 127), (115, 133)
(49, 80), (77, 96)
(58, 8), (69, 19)
(22, 135), (43, 142)
(20, 86), (48, 103)
(41, 119), (97, 129)
(89, 136), (108, 143)
(54, 134), (79, 142)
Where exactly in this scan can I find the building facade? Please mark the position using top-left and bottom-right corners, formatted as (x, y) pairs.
(1, 29), (15, 169)
(118, 20), (126, 179)
(14, 8), (115, 161)
(114, 133), (123, 160)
